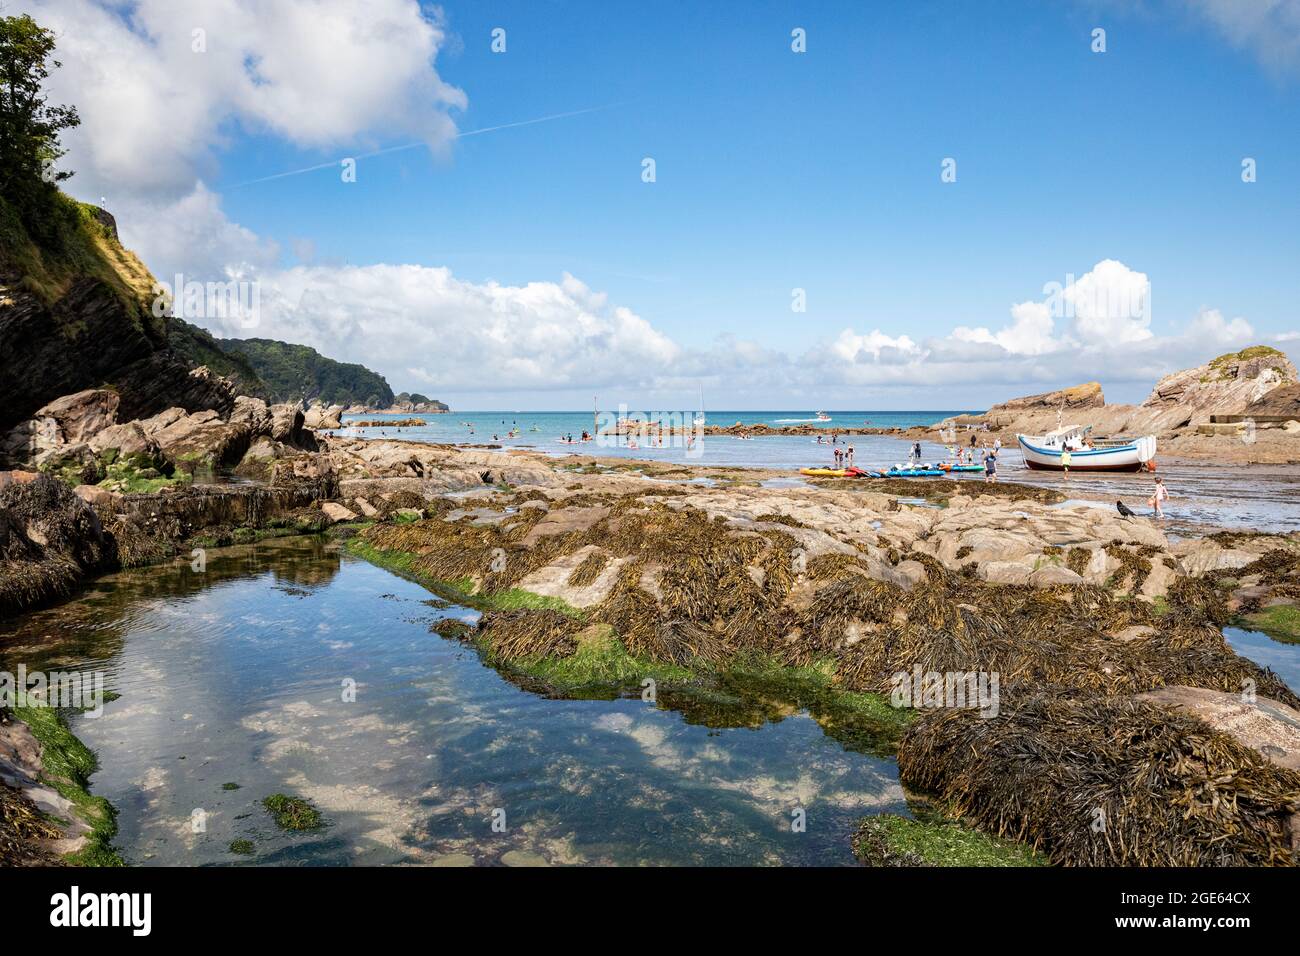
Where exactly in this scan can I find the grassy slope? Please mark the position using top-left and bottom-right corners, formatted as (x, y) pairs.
(0, 191), (158, 327)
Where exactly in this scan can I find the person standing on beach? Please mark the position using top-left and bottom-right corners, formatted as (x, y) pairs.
(1060, 447), (1071, 480)
(846, 444), (855, 467)
(1148, 476), (1169, 517)
(983, 449), (997, 483)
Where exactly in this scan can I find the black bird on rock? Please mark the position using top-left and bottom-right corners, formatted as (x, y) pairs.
(1116, 500), (1135, 518)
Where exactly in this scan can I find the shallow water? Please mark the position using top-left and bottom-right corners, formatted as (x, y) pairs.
(338, 411), (1300, 532)
(1225, 627), (1300, 695)
(0, 537), (905, 866)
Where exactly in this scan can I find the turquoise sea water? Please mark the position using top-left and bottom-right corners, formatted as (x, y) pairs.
(338, 409), (978, 471)
(334, 410), (1300, 532)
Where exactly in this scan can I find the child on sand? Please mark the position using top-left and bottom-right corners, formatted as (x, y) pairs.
(1060, 447), (1071, 480)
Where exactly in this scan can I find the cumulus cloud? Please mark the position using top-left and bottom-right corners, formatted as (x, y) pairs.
(167, 255), (1268, 403)
(1185, 307), (1255, 345)
(21, 0), (465, 200)
(200, 267), (681, 393)
(948, 259), (1152, 360)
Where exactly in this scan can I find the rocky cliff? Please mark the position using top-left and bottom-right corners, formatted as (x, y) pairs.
(0, 197), (239, 432)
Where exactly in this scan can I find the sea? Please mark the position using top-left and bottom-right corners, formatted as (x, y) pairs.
(336, 409), (978, 471)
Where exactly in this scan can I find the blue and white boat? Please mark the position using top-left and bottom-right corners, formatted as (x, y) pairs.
(1016, 425), (1156, 473)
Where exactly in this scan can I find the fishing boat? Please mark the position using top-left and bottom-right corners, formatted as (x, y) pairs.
(815, 411), (831, 422)
(1016, 425), (1156, 472)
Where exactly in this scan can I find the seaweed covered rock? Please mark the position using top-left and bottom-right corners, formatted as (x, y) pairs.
(897, 692), (1300, 866)
(0, 472), (112, 618)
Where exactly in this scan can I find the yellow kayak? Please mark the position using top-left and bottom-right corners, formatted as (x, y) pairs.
(800, 467), (854, 477)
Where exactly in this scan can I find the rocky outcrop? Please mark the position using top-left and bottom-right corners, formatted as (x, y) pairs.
(924, 346), (1298, 462)
(0, 389), (120, 466)
(1245, 383), (1300, 419)
(0, 280), (235, 434)
(303, 402), (343, 430)
(1134, 346), (1295, 431)
(983, 382), (1105, 424)
(0, 473), (113, 618)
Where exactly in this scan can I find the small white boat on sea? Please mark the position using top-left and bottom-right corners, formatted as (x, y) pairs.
(775, 412), (834, 424)
(1016, 425), (1156, 472)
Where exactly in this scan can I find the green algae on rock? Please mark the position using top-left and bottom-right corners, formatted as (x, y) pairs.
(262, 793), (323, 831)
(853, 811), (1046, 867)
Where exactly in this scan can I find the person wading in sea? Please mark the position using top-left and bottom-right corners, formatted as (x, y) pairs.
(1060, 447), (1071, 481)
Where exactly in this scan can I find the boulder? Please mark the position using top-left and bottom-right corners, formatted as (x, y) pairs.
(87, 421), (162, 462)
(73, 484), (122, 509)
(520, 506), (610, 547)
(229, 395), (272, 434)
(137, 407), (251, 469)
(269, 402), (310, 445)
(1, 389), (120, 465)
(978, 560), (1035, 585)
(514, 546), (629, 608)
(1028, 564), (1084, 587)
(304, 403), (344, 430)
(32, 389), (120, 443)
(320, 502), (358, 523)
(1170, 539), (1258, 576)
(1137, 686), (1300, 772)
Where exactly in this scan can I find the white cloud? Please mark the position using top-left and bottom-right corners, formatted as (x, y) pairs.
(200, 266), (681, 393)
(953, 300), (1057, 356)
(21, 0), (464, 200)
(115, 184), (280, 281)
(1184, 307), (1255, 345)
(167, 254), (1273, 402)
(1060, 259), (1153, 346)
(829, 329), (920, 363)
(950, 259), (1150, 357)
(1184, 0), (1300, 73)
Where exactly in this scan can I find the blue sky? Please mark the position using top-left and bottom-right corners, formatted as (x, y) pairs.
(30, 0), (1300, 408)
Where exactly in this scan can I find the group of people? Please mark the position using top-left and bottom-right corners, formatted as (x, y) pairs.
(832, 444), (855, 468)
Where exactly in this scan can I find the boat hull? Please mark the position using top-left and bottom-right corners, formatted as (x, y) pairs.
(1016, 434), (1156, 472)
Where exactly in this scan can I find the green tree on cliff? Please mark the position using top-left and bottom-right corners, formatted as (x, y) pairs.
(0, 13), (80, 236)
